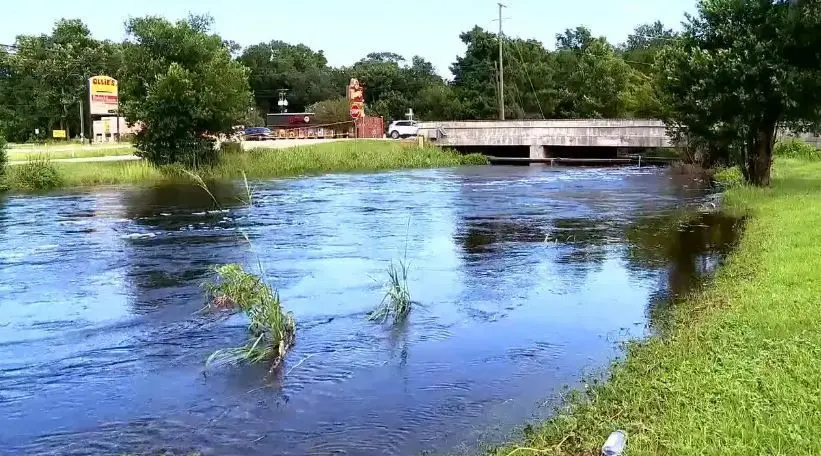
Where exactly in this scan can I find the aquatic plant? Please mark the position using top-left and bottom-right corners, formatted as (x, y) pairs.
(460, 152), (490, 166)
(204, 263), (296, 371)
(193, 172), (295, 372)
(368, 259), (413, 324)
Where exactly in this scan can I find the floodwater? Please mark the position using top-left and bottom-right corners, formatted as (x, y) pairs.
(0, 166), (743, 456)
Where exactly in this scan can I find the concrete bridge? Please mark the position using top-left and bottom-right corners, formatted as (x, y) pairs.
(417, 119), (673, 160)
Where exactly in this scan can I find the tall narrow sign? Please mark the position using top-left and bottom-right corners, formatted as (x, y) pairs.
(88, 75), (119, 115)
(348, 78), (364, 119)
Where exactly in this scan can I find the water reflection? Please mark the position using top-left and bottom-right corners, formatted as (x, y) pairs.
(0, 167), (743, 456)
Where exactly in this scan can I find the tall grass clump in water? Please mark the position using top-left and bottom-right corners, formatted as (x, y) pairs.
(192, 171), (296, 372)
(368, 259), (412, 324)
(8, 157), (64, 191)
(204, 263), (296, 370)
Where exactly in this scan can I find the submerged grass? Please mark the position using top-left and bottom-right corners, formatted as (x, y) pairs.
(204, 263), (296, 371)
(368, 259), (413, 324)
(2, 140), (483, 192)
(492, 158), (821, 455)
(198, 174), (295, 373)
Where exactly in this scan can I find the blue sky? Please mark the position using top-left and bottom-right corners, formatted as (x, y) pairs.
(0, 0), (696, 76)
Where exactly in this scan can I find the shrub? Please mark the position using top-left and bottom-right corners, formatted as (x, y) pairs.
(204, 264), (296, 371)
(773, 137), (821, 160)
(714, 166), (744, 188)
(460, 153), (490, 166)
(11, 158), (64, 191)
(219, 140), (243, 154)
(0, 134), (7, 183)
(368, 260), (412, 324)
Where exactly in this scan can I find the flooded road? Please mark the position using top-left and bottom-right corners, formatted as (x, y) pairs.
(0, 166), (742, 455)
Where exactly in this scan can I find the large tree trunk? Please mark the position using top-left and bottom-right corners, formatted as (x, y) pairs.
(746, 121), (776, 186)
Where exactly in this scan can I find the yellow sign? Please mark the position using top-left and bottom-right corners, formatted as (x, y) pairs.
(88, 75), (119, 115)
(52, 129), (67, 139)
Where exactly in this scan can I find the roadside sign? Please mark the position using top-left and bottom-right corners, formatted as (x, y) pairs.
(52, 129), (67, 139)
(350, 103), (363, 119)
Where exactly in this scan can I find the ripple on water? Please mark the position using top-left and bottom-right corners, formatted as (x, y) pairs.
(0, 167), (744, 456)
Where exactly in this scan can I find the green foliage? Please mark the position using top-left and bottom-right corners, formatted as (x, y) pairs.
(773, 137), (821, 160)
(307, 97), (351, 126)
(713, 166), (744, 188)
(204, 263), (296, 371)
(219, 140), (243, 154)
(121, 15), (251, 166)
(491, 160), (821, 456)
(657, 0), (821, 186)
(0, 134), (7, 183)
(2, 141), (471, 192)
(460, 153), (490, 165)
(0, 20), (122, 142)
(9, 157), (64, 191)
(239, 41), (339, 113)
(368, 260), (412, 325)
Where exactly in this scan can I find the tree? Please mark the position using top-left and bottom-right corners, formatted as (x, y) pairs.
(657, 0), (821, 185)
(239, 41), (338, 114)
(552, 34), (643, 118)
(121, 15), (251, 166)
(0, 19), (121, 142)
(308, 97), (350, 125)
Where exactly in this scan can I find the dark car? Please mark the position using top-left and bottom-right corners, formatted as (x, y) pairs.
(243, 127), (272, 141)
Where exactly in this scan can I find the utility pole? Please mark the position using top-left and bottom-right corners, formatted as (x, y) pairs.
(79, 101), (85, 142)
(498, 2), (506, 121)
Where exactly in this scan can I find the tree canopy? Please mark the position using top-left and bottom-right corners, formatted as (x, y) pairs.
(120, 15), (251, 165)
(657, 0), (821, 185)
(1, 4), (820, 184)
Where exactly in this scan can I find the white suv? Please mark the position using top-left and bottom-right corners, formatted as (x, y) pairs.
(387, 120), (419, 139)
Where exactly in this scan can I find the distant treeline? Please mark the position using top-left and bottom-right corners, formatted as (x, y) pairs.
(0, 18), (673, 142)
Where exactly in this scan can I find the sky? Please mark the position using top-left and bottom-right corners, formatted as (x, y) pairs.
(0, 0), (696, 77)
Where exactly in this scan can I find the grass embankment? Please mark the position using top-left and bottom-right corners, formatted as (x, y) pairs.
(7, 145), (136, 160)
(495, 158), (821, 456)
(2, 141), (486, 191)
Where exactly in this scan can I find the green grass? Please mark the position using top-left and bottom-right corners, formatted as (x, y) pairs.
(493, 158), (821, 456)
(7, 145), (136, 160)
(2, 141), (484, 192)
(204, 263), (296, 372)
(368, 259), (413, 324)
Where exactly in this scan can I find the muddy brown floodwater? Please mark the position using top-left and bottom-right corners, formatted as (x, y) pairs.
(0, 166), (743, 455)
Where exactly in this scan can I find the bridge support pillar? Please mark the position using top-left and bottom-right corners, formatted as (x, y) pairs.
(529, 144), (551, 166)
(529, 144), (546, 159)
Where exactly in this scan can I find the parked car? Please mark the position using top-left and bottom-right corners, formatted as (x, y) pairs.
(242, 127), (273, 141)
(387, 120), (419, 139)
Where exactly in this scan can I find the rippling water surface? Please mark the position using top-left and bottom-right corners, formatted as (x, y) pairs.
(0, 166), (742, 455)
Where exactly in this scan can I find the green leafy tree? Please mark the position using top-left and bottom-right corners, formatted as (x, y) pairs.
(0, 20), (121, 142)
(307, 97), (351, 125)
(121, 15), (251, 166)
(657, 0), (821, 185)
(553, 32), (643, 118)
(239, 41), (339, 113)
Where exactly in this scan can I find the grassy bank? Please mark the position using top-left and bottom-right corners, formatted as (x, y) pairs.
(495, 158), (821, 456)
(7, 144), (136, 160)
(2, 141), (486, 191)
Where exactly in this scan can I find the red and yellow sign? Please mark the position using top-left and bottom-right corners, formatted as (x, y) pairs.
(88, 75), (119, 115)
(348, 78), (365, 120)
